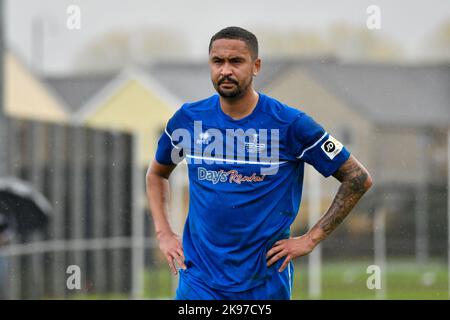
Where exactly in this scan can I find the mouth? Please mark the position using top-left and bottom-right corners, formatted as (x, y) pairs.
(219, 82), (237, 88)
(219, 77), (238, 85)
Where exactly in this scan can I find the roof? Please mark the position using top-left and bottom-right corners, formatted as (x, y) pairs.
(5, 51), (70, 122)
(44, 72), (117, 113)
(298, 62), (450, 128)
(71, 67), (181, 123)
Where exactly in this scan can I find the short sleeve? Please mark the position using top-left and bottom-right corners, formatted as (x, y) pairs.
(287, 113), (351, 177)
(155, 107), (186, 165)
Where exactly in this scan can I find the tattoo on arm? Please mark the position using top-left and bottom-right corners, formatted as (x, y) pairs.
(318, 155), (371, 236)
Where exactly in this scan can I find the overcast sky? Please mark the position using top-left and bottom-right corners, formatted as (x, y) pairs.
(5, 0), (450, 74)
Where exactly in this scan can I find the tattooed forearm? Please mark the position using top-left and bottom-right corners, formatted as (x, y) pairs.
(317, 155), (372, 237)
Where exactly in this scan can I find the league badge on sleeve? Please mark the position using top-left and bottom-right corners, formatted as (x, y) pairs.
(321, 135), (343, 160)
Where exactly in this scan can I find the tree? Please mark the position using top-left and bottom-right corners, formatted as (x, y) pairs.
(422, 20), (450, 62)
(328, 23), (403, 62)
(255, 23), (404, 62)
(72, 28), (188, 72)
(256, 27), (333, 58)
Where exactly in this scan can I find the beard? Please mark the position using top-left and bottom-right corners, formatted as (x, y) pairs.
(213, 76), (252, 99)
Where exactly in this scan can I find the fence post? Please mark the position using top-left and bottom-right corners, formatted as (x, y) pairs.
(131, 133), (145, 299)
(415, 131), (429, 266)
(374, 206), (386, 300)
(7, 119), (21, 299)
(49, 124), (66, 297)
(69, 126), (86, 295)
(110, 132), (125, 294)
(307, 166), (322, 300)
(29, 121), (45, 298)
(92, 130), (107, 294)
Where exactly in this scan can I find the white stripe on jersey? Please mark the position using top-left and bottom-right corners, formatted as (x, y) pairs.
(297, 132), (328, 159)
(165, 127), (180, 150)
(186, 154), (287, 166)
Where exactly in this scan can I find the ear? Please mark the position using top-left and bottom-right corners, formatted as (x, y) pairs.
(253, 58), (261, 76)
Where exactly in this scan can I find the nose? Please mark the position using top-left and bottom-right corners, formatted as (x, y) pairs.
(220, 62), (233, 77)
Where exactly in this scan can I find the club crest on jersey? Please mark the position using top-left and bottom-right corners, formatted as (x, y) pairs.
(321, 135), (343, 160)
(196, 132), (211, 145)
(245, 134), (266, 153)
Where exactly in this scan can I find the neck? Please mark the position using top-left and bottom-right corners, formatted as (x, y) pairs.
(219, 88), (259, 120)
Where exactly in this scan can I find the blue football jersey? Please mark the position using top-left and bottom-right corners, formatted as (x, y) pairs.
(155, 92), (350, 292)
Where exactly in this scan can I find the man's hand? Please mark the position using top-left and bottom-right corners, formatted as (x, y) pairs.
(157, 231), (187, 275)
(266, 155), (372, 274)
(266, 234), (317, 272)
(147, 160), (185, 275)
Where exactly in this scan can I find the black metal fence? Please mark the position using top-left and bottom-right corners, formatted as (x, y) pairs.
(0, 117), (141, 299)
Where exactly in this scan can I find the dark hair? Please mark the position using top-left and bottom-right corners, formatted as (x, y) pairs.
(209, 26), (259, 60)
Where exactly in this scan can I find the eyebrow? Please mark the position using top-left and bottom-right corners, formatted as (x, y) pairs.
(210, 55), (246, 61)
